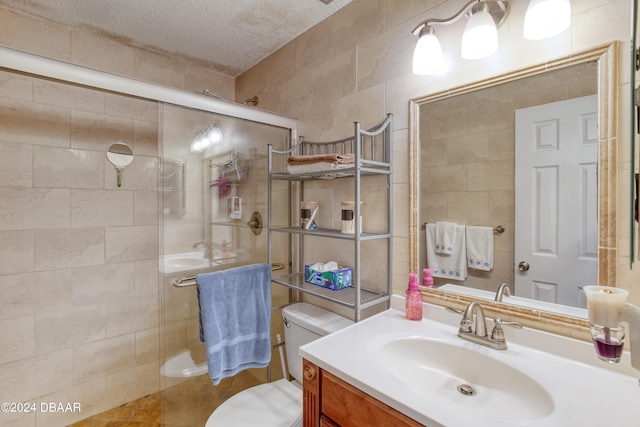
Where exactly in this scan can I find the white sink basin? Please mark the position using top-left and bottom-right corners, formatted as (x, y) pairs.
(378, 337), (554, 423)
(161, 251), (210, 273)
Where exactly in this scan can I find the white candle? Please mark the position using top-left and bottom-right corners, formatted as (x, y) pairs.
(583, 286), (629, 327)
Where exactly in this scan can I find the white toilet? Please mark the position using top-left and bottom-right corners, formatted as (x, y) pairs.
(205, 302), (351, 427)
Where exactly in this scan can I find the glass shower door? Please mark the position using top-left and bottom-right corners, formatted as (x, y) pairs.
(158, 103), (291, 426)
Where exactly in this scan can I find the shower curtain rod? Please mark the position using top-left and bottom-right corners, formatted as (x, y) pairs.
(0, 45), (297, 133)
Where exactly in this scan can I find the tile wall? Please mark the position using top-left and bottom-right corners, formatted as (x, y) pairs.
(235, 0), (639, 305)
(0, 68), (159, 427)
(0, 7), (233, 427)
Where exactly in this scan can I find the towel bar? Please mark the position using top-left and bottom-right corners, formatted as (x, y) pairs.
(171, 276), (197, 287)
(421, 222), (505, 234)
(171, 262), (286, 288)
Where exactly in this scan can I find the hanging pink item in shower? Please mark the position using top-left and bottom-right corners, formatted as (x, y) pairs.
(214, 176), (232, 198)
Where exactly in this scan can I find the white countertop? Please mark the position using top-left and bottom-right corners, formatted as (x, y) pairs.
(300, 295), (640, 426)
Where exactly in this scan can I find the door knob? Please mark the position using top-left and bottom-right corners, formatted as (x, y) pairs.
(518, 261), (530, 272)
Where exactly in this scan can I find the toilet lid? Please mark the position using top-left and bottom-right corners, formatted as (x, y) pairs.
(205, 378), (301, 427)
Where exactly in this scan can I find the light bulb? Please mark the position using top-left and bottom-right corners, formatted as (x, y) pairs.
(523, 0), (571, 40)
(190, 132), (208, 153)
(461, 9), (498, 60)
(412, 26), (444, 75)
(207, 124), (223, 144)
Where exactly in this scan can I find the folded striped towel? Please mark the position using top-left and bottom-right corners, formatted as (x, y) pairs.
(287, 153), (355, 165)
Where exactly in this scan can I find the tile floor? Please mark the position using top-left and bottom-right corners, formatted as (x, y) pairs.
(69, 370), (263, 426)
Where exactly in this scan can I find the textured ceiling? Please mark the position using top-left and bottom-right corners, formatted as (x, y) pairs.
(0, 0), (352, 77)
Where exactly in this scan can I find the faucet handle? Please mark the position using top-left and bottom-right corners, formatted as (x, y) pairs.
(490, 317), (523, 343)
(446, 306), (473, 332)
(494, 317), (523, 329)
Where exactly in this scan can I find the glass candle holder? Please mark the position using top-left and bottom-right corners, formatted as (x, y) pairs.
(590, 323), (625, 363)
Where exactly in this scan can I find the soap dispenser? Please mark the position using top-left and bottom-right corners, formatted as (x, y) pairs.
(405, 273), (423, 320)
(422, 268), (435, 288)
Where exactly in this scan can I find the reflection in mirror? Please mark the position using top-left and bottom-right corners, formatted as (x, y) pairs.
(421, 63), (596, 309)
(161, 159), (185, 216)
(106, 141), (134, 187)
(409, 43), (618, 323)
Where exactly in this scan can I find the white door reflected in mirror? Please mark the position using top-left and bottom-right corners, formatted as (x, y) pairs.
(106, 141), (134, 188)
(514, 95), (598, 308)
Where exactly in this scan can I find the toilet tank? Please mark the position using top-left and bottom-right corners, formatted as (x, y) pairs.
(282, 303), (352, 383)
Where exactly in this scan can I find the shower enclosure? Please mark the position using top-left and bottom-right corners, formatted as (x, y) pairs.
(158, 104), (293, 425)
(0, 45), (296, 426)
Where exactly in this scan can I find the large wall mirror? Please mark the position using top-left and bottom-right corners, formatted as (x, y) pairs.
(409, 42), (618, 332)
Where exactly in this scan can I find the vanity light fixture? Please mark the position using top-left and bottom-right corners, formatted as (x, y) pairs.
(461, 2), (499, 60)
(190, 122), (223, 153)
(412, 25), (444, 75)
(411, 0), (510, 75)
(412, 0), (572, 75)
(523, 0), (571, 40)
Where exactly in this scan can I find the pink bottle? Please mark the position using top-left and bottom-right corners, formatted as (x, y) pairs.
(422, 268), (435, 288)
(405, 273), (423, 320)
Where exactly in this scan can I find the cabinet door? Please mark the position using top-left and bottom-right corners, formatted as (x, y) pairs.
(320, 370), (424, 427)
(320, 415), (341, 427)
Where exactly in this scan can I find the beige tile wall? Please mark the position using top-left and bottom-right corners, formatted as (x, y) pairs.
(0, 7), (233, 427)
(0, 70), (160, 427)
(235, 0), (637, 306)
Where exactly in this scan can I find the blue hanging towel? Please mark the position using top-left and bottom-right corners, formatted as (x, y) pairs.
(196, 263), (271, 385)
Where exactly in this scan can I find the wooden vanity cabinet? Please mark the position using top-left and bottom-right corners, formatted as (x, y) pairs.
(302, 359), (424, 427)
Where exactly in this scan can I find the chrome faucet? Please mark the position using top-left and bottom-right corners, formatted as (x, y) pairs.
(494, 282), (512, 302)
(193, 240), (211, 259)
(457, 301), (522, 350)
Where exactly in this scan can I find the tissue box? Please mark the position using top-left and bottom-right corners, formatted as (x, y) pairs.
(304, 264), (352, 290)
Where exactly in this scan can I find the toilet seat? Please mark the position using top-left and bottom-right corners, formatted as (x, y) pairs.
(205, 378), (301, 427)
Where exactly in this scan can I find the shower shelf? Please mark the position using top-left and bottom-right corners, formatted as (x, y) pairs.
(267, 114), (393, 322)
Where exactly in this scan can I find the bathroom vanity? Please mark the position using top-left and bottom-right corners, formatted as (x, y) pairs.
(300, 295), (640, 427)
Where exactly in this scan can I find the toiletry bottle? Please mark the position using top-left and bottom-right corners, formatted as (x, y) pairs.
(405, 273), (423, 320)
(422, 268), (435, 288)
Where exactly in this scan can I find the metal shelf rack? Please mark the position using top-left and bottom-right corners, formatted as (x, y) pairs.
(267, 114), (393, 322)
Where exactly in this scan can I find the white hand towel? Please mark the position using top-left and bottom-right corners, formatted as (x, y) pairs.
(426, 223), (467, 281)
(435, 221), (457, 254)
(466, 226), (494, 271)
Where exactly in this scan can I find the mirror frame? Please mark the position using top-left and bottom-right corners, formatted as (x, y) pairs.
(409, 42), (619, 337)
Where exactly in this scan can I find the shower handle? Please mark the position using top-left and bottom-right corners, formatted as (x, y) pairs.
(246, 211), (263, 235)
